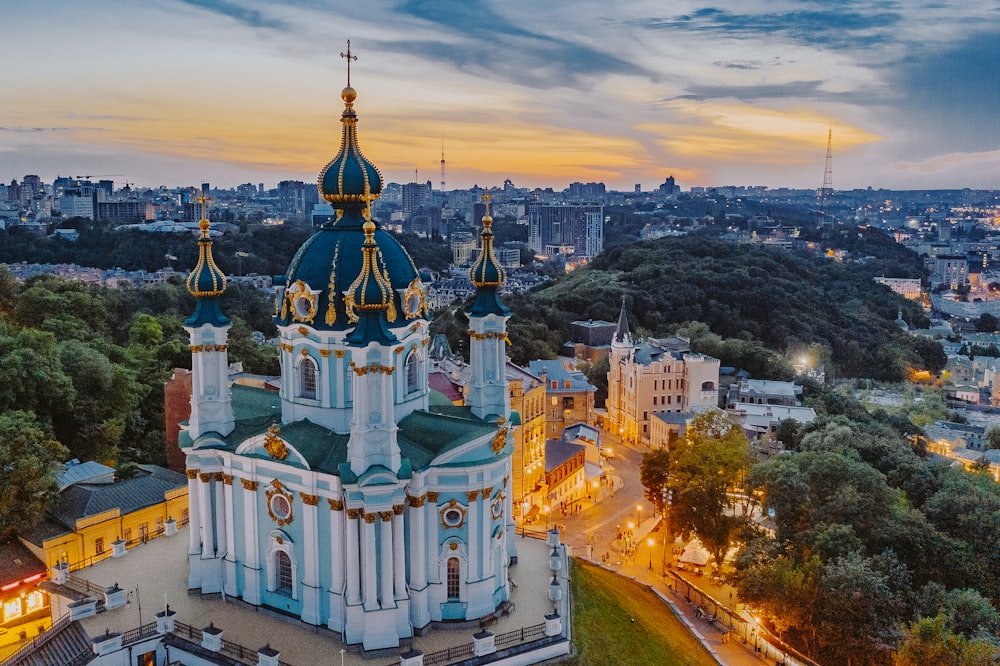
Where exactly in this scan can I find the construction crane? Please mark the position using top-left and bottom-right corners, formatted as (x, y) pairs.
(75, 174), (131, 188)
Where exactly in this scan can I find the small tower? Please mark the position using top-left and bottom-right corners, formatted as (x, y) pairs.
(607, 296), (633, 436)
(345, 219), (401, 476)
(184, 190), (234, 439)
(466, 194), (511, 421)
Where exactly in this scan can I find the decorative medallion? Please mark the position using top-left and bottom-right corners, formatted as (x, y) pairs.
(285, 280), (318, 324)
(492, 426), (509, 455)
(266, 479), (294, 527)
(402, 278), (428, 319)
(263, 424), (288, 460)
(440, 500), (466, 529)
(491, 494), (504, 520)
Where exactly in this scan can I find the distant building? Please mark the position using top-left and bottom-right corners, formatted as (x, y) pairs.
(528, 359), (596, 439)
(563, 319), (616, 362)
(605, 301), (720, 445)
(727, 378), (803, 408)
(507, 362), (547, 523)
(527, 204), (604, 258)
(545, 437), (586, 511)
(874, 276), (922, 300)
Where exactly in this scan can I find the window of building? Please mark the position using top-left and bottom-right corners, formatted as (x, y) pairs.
(300, 357), (317, 399)
(653, 396), (657, 406)
(123, 527), (132, 543)
(3, 598), (21, 621)
(156, 517), (164, 533)
(275, 550), (293, 594)
(406, 350), (420, 394)
(447, 557), (460, 600)
(25, 591), (44, 613)
(702, 381), (715, 391)
(95, 537), (105, 555)
(181, 509), (189, 525)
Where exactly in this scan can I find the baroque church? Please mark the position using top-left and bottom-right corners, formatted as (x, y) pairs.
(179, 79), (516, 650)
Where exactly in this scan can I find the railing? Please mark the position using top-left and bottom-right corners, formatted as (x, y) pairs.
(0, 613), (72, 666)
(171, 620), (293, 666)
(121, 622), (159, 645)
(422, 642), (475, 666)
(62, 518), (189, 572)
(67, 572), (104, 596)
(494, 622), (546, 649)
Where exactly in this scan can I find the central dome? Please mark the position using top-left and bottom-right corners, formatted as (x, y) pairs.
(276, 85), (423, 333)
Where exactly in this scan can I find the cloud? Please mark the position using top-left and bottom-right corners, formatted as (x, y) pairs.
(0, 126), (79, 133)
(175, 0), (293, 32)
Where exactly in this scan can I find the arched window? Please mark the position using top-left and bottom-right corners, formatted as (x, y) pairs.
(701, 381), (715, 391)
(446, 557), (460, 600)
(405, 350), (420, 395)
(300, 357), (317, 400)
(275, 550), (293, 594)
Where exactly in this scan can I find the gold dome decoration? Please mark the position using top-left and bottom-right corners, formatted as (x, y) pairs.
(263, 423), (288, 460)
(343, 220), (397, 324)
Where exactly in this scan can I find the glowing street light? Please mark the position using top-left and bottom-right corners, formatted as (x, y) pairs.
(647, 538), (655, 570)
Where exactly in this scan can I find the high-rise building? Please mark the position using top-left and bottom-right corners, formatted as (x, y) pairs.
(528, 203), (604, 257)
(401, 181), (431, 219)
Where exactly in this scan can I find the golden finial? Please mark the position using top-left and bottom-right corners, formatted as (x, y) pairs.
(195, 188), (212, 233)
(481, 192), (493, 226)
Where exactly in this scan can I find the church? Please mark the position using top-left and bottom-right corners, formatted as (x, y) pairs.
(179, 78), (516, 651)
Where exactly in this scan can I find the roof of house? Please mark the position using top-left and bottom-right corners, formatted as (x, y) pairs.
(57, 460), (115, 490)
(545, 438), (585, 472)
(0, 539), (45, 586)
(528, 359), (595, 393)
(48, 466), (187, 529)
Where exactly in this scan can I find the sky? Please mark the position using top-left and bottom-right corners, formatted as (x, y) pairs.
(3, 0), (1000, 192)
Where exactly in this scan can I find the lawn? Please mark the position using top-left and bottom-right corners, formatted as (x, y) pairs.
(565, 559), (718, 666)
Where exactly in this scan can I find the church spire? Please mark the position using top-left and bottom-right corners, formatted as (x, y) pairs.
(613, 295), (631, 346)
(345, 220), (398, 345)
(185, 188), (229, 328)
(468, 193), (510, 317)
(184, 187), (234, 439)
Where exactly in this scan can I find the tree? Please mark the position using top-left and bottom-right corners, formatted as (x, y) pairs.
(985, 426), (1000, 451)
(975, 313), (998, 333)
(639, 447), (672, 516)
(0, 411), (68, 541)
(895, 614), (1000, 666)
(668, 409), (751, 567)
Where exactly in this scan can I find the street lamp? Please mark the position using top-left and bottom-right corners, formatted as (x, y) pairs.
(543, 505), (551, 530)
(636, 504), (642, 527)
(647, 538), (654, 570)
(235, 251), (249, 276)
(340, 647), (345, 666)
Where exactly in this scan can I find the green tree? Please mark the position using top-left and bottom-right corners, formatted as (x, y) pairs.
(668, 409), (751, 567)
(0, 411), (68, 541)
(895, 614), (1000, 666)
(639, 447), (672, 516)
(985, 426), (1000, 451)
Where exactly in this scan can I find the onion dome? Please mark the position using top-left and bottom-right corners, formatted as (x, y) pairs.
(468, 194), (510, 317)
(345, 221), (398, 345)
(185, 215), (230, 327)
(275, 84), (421, 333)
(317, 86), (382, 223)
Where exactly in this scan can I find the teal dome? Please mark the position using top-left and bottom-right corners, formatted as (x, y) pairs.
(185, 218), (230, 327)
(468, 198), (510, 317)
(317, 86), (382, 214)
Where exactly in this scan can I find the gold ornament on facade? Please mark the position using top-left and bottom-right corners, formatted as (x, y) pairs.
(363, 512), (377, 524)
(329, 499), (343, 511)
(286, 280), (318, 324)
(492, 426), (509, 455)
(393, 505), (405, 515)
(427, 491), (439, 503)
(379, 511), (394, 522)
(186, 469), (199, 480)
(298, 326), (309, 336)
(300, 493), (320, 506)
(346, 508), (361, 520)
(223, 474), (233, 486)
(199, 472), (213, 483)
(241, 479), (258, 491)
(325, 243), (340, 326)
(334, 350), (345, 358)
(264, 424), (288, 460)
(440, 500), (466, 529)
(320, 349), (330, 358)
(466, 490), (480, 503)
(265, 479), (294, 527)
(402, 278), (428, 319)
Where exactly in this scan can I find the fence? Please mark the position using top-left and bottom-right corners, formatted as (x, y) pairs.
(171, 620), (293, 666)
(63, 518), (189, 572)
(0, 613), (72, 666)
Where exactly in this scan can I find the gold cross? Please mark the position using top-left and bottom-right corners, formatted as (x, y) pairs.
(340, 39), (357, 86)
(195, 188), (212, 219)
(482, 192), (491, 216)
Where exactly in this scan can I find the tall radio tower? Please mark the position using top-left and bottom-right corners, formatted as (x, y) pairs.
(819, 125), (833, 219)
(440, 131), (446, 192)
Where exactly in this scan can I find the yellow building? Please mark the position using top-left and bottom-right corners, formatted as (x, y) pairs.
(606, 301), (720, 446)
(507, 362), (548, 523)
(527, 359), (596, 439)
(20, 465), (188, 570)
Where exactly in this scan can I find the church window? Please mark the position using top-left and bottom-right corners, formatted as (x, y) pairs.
(300, 357), (317, 399)
(275, 550), (293, 594)
(270, 494), (292, 522)
(406, 350), (420, 394)
(447, 558), (460, 600)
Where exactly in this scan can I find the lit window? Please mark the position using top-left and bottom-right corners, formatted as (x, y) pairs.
(447, 558), (460, 600)
(95, 537), (105, 555)
(25, 591), (44, 613)
(275, 551), (293, 594)
(4, 598), (21, 621)
(300, 358), (317, 399)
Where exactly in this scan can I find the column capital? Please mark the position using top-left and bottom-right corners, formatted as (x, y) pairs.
(407, 495), (425, 508)
(186, 469), (199, 480)
(346, 508), (362, 520)
(300, 493), (320, 506)
(328, 498), (343, 511)
(466, 490), (480, 503)
(223, 474), (234, 486)
(241, 479), (258, 491)
(379, 511), (394, 522)
(481, 486), (493, 499)
(393, 505), (405, 515)
(199, 472), (213, 483)
(363, 512), (377, 524)
(426, 491), (439, 503)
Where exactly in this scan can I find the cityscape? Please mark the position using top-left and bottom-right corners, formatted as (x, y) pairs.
(4, 2), (1000, 666)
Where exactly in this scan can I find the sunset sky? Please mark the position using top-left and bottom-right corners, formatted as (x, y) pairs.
(3, 1), (1000, 192)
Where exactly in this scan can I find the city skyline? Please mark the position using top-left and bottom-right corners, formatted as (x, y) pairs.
(3, 0), (1000, 192)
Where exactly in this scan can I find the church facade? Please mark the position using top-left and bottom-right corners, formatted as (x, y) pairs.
(179, 82), (516, 651)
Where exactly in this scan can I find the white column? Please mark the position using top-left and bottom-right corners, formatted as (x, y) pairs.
(334, 351), (346, 408)
(380, 512), (394, 608)
(392, 506), (406, 599)
(213, 474), (226, 556)
(241, 479), (261, 604)
(187, 470), (201, 555)
(345, 509), (361, 605)
(426, 493), (439, 582)
(466, 491), (479, 578)
(199, 473), (215, 556)
(361, 513), (378, 610)
(481, 488), (492, 578)
(223, 475), (237, 596)
(300, 494), (321, 624)
(409, 497), (427, 588)
(329, 500), (345, 593)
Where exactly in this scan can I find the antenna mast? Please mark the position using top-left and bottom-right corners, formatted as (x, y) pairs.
(440, 131), (446, 192)
(819, 126), (833, 220)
